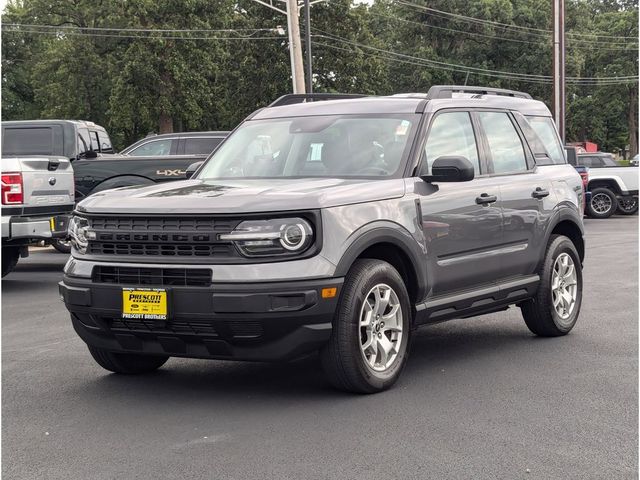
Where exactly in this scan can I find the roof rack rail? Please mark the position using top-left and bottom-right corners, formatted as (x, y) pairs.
(269, 93), (369, 107)
(426, 85), (532, 100)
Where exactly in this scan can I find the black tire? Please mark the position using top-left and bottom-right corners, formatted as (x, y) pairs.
(2, 247), (20, 278)
(51, 238), (72, 254)
(520, 235), (582, 337)
(587, 187), (618, 218)
(87, 346), (169, 374)
(617, 196), (639, 215)
(320, 259), (411, 394)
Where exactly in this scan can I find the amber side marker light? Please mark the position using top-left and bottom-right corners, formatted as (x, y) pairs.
(322, 287), (337, 299)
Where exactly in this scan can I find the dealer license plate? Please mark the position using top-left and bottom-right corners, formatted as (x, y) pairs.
(122, 288), (167, 320)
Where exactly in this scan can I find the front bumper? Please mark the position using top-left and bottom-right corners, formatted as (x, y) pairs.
(2, 214), (70, 242)
(60, 275), (343, 362)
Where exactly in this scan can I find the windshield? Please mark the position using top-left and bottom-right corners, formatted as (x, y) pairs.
(197, 114), (418, 179)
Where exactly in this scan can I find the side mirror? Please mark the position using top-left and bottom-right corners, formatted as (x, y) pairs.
(421, 156), (475, 183)
(185, 161), (204, 179)
(80, 150), (98, 159)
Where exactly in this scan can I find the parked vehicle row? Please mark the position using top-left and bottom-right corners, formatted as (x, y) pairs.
(59, 86), (586, 393)
(1, 122), (230, 257)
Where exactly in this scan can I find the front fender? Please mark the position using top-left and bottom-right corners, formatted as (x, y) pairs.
(332, 221), (428, 302)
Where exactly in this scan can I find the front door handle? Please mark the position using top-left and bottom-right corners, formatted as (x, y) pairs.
(532, 187), (550, 199)
(476, 193), (497, 205)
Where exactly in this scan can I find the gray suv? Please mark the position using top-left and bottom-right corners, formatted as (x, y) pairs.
(60, 86), (585, 393)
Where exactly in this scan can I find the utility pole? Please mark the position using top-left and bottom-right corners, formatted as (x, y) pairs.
(552, 0), (566, 142)
(304, 0), (313, 93)
(286, 0), (306, 93)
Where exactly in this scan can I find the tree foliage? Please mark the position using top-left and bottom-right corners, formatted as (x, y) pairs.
(2, 0), (638, 155)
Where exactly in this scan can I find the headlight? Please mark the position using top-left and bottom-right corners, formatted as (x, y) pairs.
(68, 216), (94, 254)
(220, 218), (314, 257)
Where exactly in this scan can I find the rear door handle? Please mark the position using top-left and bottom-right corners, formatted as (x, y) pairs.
(532, 187), (550, 199)
(476, 193), (497, 205)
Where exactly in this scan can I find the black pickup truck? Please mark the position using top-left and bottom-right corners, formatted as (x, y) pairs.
(73, 154), (208, 201)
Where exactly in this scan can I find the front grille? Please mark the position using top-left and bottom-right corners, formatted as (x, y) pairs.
(88, 243), (233, 257)
(111, 318), (218, 336)
(108, 318), (263, 339)
(86, 215), (242, 259)
(93, 266), (212, 287)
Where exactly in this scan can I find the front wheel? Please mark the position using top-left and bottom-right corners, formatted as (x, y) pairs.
(2, 247), (20, 277)
(520, 235), (582, 336)
(88, 346), (169, 374)
(586, 187), (618, 218)
(51, 238), (72, 254)
(320, 259), (411, 393)
(617, 196), (638, 215)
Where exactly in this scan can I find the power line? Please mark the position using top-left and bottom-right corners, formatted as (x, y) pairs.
(2, 26), (285, 41)
(396, 0), (639, 45)
(3, 23), (282, 35)
(370, 10), (638, 51)
(313, 40), (635, 86)
(311, 32), (638, 84)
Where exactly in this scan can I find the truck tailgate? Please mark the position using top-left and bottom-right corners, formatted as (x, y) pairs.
(2, 156), (75, 209)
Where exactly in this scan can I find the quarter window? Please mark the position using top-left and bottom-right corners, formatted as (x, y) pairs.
(478, 112), (527, 174)
(183, 137), (223, 155)
(526, 116), (565, 164)
(424, 112), (480, 174)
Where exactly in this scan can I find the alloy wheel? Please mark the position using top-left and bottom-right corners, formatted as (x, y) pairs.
(591, 193), (613, 214)
(551, 253), (578, 322)
(359, 283), (403, 372)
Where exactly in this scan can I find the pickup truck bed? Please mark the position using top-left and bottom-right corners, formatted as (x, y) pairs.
(72, 154), (208, 200)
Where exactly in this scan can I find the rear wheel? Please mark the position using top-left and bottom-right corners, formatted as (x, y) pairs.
(88, 346), (169, 374)
(617, 196), (638, 215)
(587, 187), (618, 218)
(520, 235), (582, 336)
(2, 247), (20, 278)
(320, 259), (411, 393)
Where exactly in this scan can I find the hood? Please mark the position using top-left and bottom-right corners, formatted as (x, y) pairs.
(77, 178), (406, 214)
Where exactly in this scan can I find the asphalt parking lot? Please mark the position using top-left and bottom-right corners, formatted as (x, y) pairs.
(2, 216), (638, 480)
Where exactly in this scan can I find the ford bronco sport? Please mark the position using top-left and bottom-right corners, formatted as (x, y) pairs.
(60, 86), (585, 393)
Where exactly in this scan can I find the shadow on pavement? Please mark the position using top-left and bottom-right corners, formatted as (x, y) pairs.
(69, 322), (548, 403)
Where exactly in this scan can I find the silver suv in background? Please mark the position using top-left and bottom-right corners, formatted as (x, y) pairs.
(120, 131), (229, 156)
(60, 86), (585, 393)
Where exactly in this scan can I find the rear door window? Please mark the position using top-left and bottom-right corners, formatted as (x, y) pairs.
(478, 112), (528, 174)
(90, 131), (100, 152)
(2, 126), (64, 156)
(183, 137), (224, 155)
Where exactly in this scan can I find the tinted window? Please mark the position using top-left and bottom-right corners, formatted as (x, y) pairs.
(129, 139), (172, 156)
(183, 137), (223, 155)
(578, 156), (602, 167)
(78, 128), (91, 155)
(98, 131), (113, 153)
(198, 115), (417, 179)
(526, 116), (565, 165)
(90, 131), (100, 151)
(2, 126), (62, 155)
(478, 112), (527, 174)
(424, 112), (479, 173)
